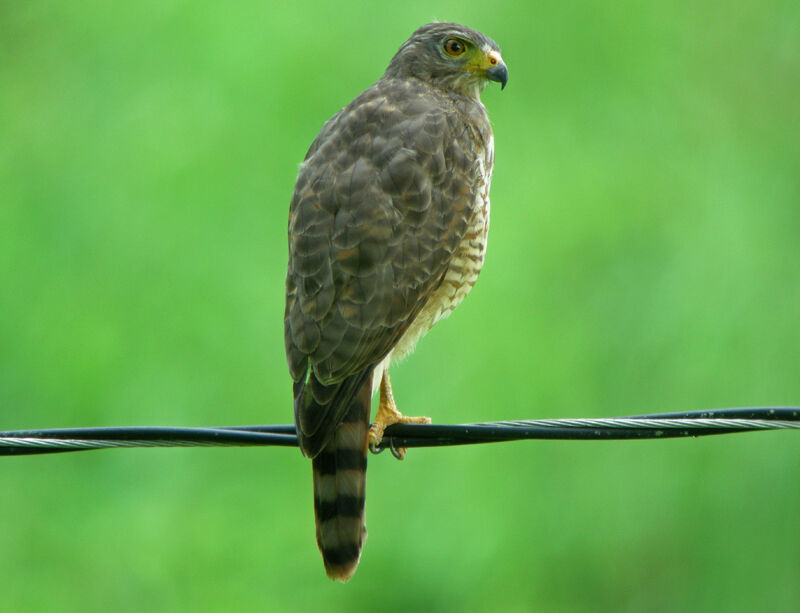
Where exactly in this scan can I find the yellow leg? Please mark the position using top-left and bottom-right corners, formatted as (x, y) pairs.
(368, 370), (431, 459)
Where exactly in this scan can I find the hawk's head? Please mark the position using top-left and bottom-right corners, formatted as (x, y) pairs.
(384, 22), (508, 98)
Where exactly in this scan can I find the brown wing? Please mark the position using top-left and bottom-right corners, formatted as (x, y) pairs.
(285, 78), (484, 456)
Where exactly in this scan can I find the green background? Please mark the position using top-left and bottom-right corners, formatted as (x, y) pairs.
(2, 1), (799, 611)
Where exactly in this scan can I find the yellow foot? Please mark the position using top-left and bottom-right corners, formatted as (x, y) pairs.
(368, 371), (431, 460)
(368, 410), (431, 459)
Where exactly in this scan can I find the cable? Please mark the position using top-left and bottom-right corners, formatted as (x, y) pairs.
(1, 407), (798, 457)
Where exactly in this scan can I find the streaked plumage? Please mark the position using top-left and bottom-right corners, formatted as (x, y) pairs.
(284, 22), (507, 581)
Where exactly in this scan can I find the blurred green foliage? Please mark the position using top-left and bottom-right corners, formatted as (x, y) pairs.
(2, 1), (799, 611)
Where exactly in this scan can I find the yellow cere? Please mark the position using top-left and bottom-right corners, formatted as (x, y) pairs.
(463, 47), (504, 74)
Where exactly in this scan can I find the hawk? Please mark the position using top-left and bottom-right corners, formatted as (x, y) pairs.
(285, 22), (507, 581)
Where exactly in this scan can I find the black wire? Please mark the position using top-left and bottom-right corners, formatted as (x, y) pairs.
(373, 406), (800, 448)
(0, 427), (298, 456)
(625, 406), (800, 420)
(1, 406), (798, 457)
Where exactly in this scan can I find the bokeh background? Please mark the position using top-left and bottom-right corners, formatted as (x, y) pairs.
(2, 1), (799, 611)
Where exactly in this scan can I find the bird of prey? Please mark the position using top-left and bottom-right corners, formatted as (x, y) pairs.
(285, 22), (507, 581)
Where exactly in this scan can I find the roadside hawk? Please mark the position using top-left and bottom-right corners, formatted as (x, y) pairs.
(285, 22), (507, 581)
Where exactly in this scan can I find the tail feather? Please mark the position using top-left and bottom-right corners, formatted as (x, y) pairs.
(311, 376), (371, 582)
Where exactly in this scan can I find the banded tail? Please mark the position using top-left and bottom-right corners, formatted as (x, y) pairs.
(295, 371), (372, 582)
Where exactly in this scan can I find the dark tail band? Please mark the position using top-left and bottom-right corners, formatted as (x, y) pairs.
(310, 376), (371, 581)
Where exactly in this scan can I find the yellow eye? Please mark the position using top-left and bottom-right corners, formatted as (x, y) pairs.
(442, 38), (467, 56)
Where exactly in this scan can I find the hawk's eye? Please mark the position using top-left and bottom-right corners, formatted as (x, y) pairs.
(442, 38), (466, 56)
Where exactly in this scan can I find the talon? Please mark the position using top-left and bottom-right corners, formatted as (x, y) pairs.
(368, 371), (430, 461)
(388, 439), (406, 460)
(369, 441), (385, 455)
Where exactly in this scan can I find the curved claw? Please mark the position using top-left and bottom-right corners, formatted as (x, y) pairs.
(368, 436), (406, 460)
(388, 438), (406, 460)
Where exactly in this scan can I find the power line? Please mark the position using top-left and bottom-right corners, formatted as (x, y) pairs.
(2, 407), (798, 457)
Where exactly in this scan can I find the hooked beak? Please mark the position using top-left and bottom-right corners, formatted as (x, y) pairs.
(486, 62), (509, 90)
